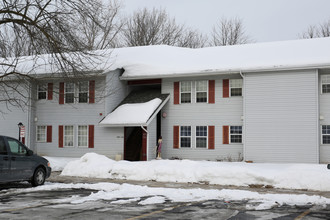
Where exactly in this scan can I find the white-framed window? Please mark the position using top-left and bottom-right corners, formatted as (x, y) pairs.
(196, 81), (208, 103)
(36, 125), (46, 142)
(322, 125), (330, 144)
(230, 126), (242, 143)
(321, 75), (330, 94)
(38, 84), (47, 100)
(78, 81), (89, 103)
(196, 126), (207, 148)
(78, 125), (88, 147)
(64, 125), (74, 147)
(65, 82), (75, 103)
(180, 81), (192, 103)
(230, 79), (243, 97)
(180, 126), (191, 148)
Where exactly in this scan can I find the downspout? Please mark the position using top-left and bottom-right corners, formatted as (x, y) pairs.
(141, 125), (149, 161)
(240, 70), (246, 162)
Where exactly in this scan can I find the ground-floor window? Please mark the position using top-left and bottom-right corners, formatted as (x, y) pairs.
(78, 125), (88, 147)
(230, 126), (242, 143)
(196, 126), (207, 148)
(64, 125), (74, 147)
(180, 126), (191, 148)
(322, 125), (330, 144)
(36, 126), (47, 142)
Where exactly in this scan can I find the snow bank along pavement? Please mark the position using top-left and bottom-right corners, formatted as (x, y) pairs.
(46, 153), (330, 192)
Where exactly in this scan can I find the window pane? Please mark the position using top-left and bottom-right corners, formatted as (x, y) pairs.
(230, 79), (243, 88)
(196, 92), (207, 103)
(79, 93), (88, 103)
(323, 135), (330, 144)
(38, 84), (47, 100)
(196, 81), (207, 91)
(79, 82), (88, 103)
(322, 84), (330, 93)
(230, 126), (242, 134)
(66, 93), (74, 103)
(181, 93), (191, 103)
(231, 88), (242, 96)
(78, 125), (88, 147)
(196, 138), (207, 148)
(181, 82), (191, 92)
(181, 137), (191, 148)
(230, 135), (242, 143)
(65, 83), (74, 92)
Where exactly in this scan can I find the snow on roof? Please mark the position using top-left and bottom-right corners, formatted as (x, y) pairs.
(99, 98), (162, 126)
(2, 37), (330, 78)
(111, 37), (330, 79)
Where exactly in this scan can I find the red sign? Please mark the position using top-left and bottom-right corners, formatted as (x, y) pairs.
(20, 126), (25, 137)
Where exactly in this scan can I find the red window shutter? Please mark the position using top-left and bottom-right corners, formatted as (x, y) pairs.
(223, 79), (229, 98)
(59, 82), (64, 104)
(208, 80), (215, 104)
(47, 83), (53, 100)
(47, 126), (52, 143)
(89, 80), (95, 103)
(58, 125), (63, 148)
(88, 125), (94, 148)
(173, 82), (180, 104)
(173, 126), (179, 148)
(208, 126), (215, 149)
(223, 125), (229, 144)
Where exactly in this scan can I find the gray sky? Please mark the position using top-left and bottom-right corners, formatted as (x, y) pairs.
(121, 0), (330, 43)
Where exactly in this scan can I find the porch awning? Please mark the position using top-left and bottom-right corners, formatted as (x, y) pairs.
(99, 95), (169, 127)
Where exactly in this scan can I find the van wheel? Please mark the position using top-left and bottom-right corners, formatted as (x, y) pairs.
(31, 167), (46, 187)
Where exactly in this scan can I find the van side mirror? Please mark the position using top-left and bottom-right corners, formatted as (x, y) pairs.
(327, 164), (330, 169)
(27, 149), (34, 156)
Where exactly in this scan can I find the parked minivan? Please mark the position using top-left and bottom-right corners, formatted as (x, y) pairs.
(0, 135), (51, 186)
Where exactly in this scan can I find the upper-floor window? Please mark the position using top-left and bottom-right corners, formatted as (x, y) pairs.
(65, 83), (75, 103)
(196, 81), (208, 103)
(230, 126), (242, 143)
(196, 126), (207, 148)
(78, 125), (88, 147)
(38, 84), (47, 100)
(79, 82), (89, 103)
(321, 75), (330, 93)
(180, 82), (192, 103)
(230, 79), (243, 96)
(180, 126), (191, 148)
(64, 125), (74, 147)
(322, 125), (330, 144)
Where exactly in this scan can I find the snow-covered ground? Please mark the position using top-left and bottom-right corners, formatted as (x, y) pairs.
(45, 153), (330, 191)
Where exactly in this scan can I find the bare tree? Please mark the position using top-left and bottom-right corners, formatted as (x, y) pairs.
(71, 0), (124, 50)
(300, 19), (330, 39)
(0, 0), (111, 110)
(120, 7), (207, 48)
(210, 17), (252, 46)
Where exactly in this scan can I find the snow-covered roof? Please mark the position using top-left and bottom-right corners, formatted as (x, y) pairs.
(111, 37), (330, 80)
(2, 37), (330, 79)
(99, 98), (165, 127)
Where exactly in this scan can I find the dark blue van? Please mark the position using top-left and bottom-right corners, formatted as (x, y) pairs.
(0, 135), (51, 186)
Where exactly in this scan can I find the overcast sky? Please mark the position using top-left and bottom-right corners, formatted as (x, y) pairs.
(121, 0), (330, 43)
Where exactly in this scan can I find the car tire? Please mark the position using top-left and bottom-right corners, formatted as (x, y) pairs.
(31, 167), (46, 187)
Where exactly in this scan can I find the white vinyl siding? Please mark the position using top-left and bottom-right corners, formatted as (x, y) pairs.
(244, 70), (319, 163)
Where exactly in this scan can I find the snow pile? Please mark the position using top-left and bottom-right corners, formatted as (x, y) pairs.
(99, 98), (162, 126)
(43, 156), (78, 172)
(8, 182), (330, 210)
(61, 153), (330, 191)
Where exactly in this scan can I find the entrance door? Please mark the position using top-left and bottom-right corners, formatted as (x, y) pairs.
(124, 127), (147, 161)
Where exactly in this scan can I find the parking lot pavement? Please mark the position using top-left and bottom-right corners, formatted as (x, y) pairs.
(48, 171), (330, 199)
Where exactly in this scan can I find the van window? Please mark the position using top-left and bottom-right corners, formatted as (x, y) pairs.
(7, 138), (27, 155)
